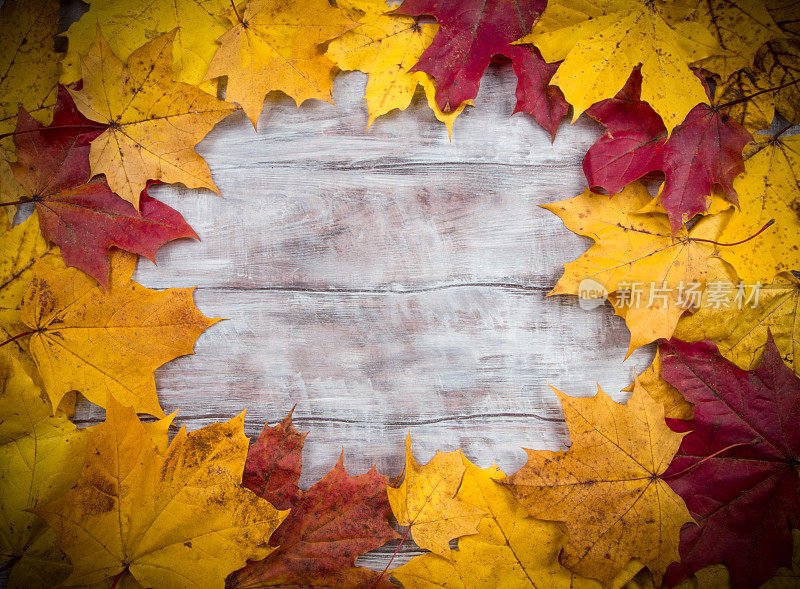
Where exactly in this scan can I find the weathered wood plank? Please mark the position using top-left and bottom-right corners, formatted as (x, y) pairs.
(135, 69), (601, 291)
(74, 284), (649, 481)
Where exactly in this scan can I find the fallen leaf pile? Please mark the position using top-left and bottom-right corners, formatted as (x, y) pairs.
(0, 0), (798, 587)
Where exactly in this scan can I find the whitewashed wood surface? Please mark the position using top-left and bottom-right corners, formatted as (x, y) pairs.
(57, 65), (656, 567)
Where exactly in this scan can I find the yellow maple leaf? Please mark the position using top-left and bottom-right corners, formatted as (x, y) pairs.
(393, 456), (602, 588)
(545, 182), (725, 354)
(0, 350), (84, 589)
(715, 0), (799, 133)
(0, 160), (24, 223)
(205, 0), (357, 128)
(19, 251), (219, 417)
(0, 353), (173, 588)
(69, 30), (236, 209)
(624, 349), (692, 420)
(506, 384), (693, 586)
(0, 0), (61, 159)
(61, 0), (230, 91)
(693, 0), (784, 81)
(716, 134), (800, 284)
(674, 265), (800, 379)
(325, 8), (468, 136)
(0, 214), (48, 379)
(387, 435), (484, 557)
(34, 398), (287, 589)
(517, 0), (721, 133)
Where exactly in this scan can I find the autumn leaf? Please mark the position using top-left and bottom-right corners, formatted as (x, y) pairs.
(61, 0), (230, 90)
(715, 133), (800, 284)
(396, 0), (569, 137)
(545, 182), (724, 353)
(241, 409), (307, 511)
(0, 214), (48, 377)
(693, 0), (784, 81)
(660, 336), (800, 589)
(0, 161), (24, 223)
(388, 435), (485, 558)
(393, 457), (601, 589)
(505, 384), (693, 585)
(583, 70), (752, 232)
(325, 5), (469, 137)
(518, 0), (721, 133)
(624, 349), (692, 420)
(0, 350), (85, 589)
(205, 0), (357, 127)
(228, 410), (398, 588)
(716, 0), (800, 132)
(69, 30), (236, 208)
(19, 251), (219, 416)
(10, 87), (198, 288)
(0, 0), (61, 158)
(674, 259), (799, 379)
(33, 397), (286, 589)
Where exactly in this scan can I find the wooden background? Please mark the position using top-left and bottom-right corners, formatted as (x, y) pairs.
(58, 63), (656, 566)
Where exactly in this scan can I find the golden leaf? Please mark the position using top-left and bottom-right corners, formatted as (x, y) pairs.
(20, 251), (219, 417)
(715, 0), (799, 133)
(61, 0), (230, 91)
(69, 30), (236, 208)
(0, 214), (48, 378)
(674, 267), (800, 379)
(325, 8), (468, 136)
(34, 398), (287, 589)
(517, 0), (721, 133)
(545, 182), (724, 354)
(624, 349), (692, 420)
(717, 134), (800, 284)
(0, 0), (61, 158)
(505, 385), (693, 585)
(393, 457), (601, 588)
(693, 0), (784, 81)
(205, 0), (357, 127)
(387, 435), (484, 557)
(0, 351), (84, 589)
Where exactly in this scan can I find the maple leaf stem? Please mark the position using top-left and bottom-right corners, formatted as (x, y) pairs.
(0, 330), (38, 348)
(690, 219), (775, 246)
(715, 78), (800, 111)
(230, 0), (243, 23)
(110, 569), (125, 589)
(0, 558), (18, 573)
(663, 438), (761, 480)
(368, 525), (411, 589)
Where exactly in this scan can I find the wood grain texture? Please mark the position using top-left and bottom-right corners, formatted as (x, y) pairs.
(67, 65), (655, 567)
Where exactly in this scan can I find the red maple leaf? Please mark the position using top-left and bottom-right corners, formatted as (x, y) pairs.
(396, 0), (568, 137)
(660, 334), (800, 588)
(11, 86), (197, 288)
(242, 408), (307, 511)
(228, 411), (399, 588)
(583, 71), (752, 232)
